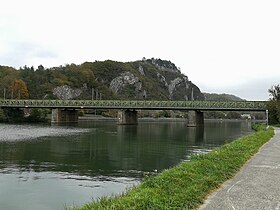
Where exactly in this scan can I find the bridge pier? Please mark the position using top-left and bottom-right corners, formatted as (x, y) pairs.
(187, 110), (204, 127)
(117, 109), (138, 125)
(51, 108), (79, 124)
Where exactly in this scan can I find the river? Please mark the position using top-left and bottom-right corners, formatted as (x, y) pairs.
(0, 120), (253, 210)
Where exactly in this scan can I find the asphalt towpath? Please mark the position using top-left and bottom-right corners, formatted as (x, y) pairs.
(199, 127), (280, 210)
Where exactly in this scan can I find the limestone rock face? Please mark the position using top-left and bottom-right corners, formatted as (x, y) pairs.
(157, 72), (168, 87)
(109, 72), (147, 99)
(168, 77), (183, 99)
(110, 72), (139, 93)
(53, 85), (82, 100)
(146, 58), (181, 73)
(138, 65), (145, 76)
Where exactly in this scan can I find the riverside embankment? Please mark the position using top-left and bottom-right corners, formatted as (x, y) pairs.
(75, 124), (274, 210)
(199, 127), (280, 210)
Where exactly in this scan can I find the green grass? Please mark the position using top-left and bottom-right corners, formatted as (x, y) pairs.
(74, 125), (274, 210)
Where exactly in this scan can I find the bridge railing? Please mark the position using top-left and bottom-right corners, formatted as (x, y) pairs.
(0, 99), (267, 111)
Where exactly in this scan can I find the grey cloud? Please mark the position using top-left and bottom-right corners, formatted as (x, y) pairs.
(222, 77), (278, 101)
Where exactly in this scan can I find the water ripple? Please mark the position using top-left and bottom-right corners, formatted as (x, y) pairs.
(0, 124), (92, 142)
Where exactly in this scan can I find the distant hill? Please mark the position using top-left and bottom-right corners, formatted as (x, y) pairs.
(203, 93), (245, 101)
(0, 58), (205, 101)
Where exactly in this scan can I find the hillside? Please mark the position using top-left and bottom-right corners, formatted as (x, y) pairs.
(0, 58), (205, 101)
(203, 92), (245, 101)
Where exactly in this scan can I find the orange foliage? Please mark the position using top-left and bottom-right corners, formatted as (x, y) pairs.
(10, 79), (29, 99)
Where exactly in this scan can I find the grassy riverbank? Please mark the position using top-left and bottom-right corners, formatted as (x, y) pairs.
(75, 124), (274, 210)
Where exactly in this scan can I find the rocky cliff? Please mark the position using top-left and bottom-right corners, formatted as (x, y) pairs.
(102, 58), (205, 100)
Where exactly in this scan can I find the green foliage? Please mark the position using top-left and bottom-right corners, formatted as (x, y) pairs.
(74, 127), (274, 210)
(267, 100), (279, 124)
(158, 110), (171, 118)
(0, 109), (5, 122)
(226, 111), (241, 119)
(268, 85), (280, 124)
(145, 58), (179, 72)
(102, 110), (117, 118)
(0, 108), (48, 123)
(25, 109), (49, 122)
(204, 111), (225, 119)
(3, 108), (25, 123)
(269, 85), (280, 101)
(204, 93), (245, 101)
(252, 123), (267, 131)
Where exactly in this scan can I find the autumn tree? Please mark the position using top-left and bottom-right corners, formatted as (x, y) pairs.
(0, 65), (18, 99)
(10, 79), (29, 99)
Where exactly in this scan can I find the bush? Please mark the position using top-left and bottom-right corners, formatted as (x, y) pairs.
(25, 108), (48, 122)
(252, 123), (267, 131)
(0, 108), (5, 122)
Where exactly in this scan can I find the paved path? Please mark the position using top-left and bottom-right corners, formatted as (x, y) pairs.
(199, 127), (280, 210)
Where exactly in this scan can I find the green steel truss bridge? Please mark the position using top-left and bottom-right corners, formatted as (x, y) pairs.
(0, 99), (267, 111)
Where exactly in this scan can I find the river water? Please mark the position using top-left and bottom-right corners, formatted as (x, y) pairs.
(0, 120), (253, 210)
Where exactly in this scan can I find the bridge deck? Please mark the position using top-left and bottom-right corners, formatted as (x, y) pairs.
(0, 100), (267, 111)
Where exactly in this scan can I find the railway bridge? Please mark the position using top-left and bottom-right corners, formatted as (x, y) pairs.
(0, 99), (267, 126)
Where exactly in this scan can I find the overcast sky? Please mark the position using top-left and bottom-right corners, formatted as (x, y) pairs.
(1, 0), (279, 100)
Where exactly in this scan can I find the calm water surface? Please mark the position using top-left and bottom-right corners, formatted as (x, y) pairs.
(0, 120), (253, 209)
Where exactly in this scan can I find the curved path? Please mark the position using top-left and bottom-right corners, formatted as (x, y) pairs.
(199, 127), (280, 210)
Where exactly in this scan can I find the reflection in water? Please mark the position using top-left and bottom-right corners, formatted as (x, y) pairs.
(0, 120), (253, 210)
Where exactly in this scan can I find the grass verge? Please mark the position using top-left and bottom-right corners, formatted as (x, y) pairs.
(75, 124), (274, 210)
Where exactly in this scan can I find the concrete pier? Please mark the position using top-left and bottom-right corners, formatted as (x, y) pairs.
(187, 110), (204, 127)
(117, 109), (138, 125)
(51, 108), (79, 124)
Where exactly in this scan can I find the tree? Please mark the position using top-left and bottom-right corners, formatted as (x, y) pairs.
(226, 111), (241, 119)
(0, 65), (18, 98)
(269, 85), (280, 101)
(268, 85), (280, 124)
(10, 79), (29, 99)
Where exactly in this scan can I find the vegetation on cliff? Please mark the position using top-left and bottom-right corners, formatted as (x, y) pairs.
(0, 58), (204, 101)
(204, 92), (245, 101)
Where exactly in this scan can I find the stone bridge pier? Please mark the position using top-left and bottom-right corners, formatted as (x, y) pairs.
(117, 109), (138, 125)
(187, 110), (204, 127)
(51, 108), (79, 124)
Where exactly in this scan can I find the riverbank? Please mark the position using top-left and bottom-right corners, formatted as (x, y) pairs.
(74, 124), (274, 210)
(79, 115), (188, 122)
(78, 114), (266, 123)
(199, 127), (280, 209)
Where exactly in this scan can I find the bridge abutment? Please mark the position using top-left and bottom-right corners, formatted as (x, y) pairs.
(187, 110), (204, 127)
(117, 109), (138, 125)
(51, 108), (79, 124)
